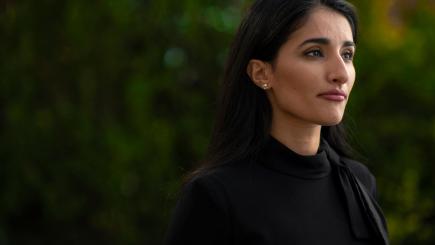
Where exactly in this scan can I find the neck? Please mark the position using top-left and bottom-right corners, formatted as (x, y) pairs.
(270, 113), (321, 156)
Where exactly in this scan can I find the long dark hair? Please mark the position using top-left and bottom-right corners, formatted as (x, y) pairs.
(184, 0), (358, 184)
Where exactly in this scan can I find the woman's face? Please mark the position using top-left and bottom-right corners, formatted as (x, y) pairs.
(266, 7), (356, 126)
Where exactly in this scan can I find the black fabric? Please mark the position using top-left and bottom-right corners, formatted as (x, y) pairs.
(165, 136), (389, 245)
(324, 140), (389, 245)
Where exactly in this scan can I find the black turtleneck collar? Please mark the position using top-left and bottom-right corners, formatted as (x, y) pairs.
(258, 135), (389, 245)
(259, 136), (331, 179)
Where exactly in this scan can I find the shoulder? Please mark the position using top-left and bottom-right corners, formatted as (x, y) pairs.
(181, 163), (242, 203)
(186, 161), (251, 192)
(181, 169), (227, 206)
(182, 160), (258, 202)
(341, 157), (378, 198)
(166, 168), (234, 244)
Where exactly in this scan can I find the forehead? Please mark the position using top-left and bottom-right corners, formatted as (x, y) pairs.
(289, 7), (353, 44)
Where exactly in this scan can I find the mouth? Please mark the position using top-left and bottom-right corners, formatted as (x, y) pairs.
(317, 89), (347, 102)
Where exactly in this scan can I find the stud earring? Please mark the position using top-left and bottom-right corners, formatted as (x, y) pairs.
(261, 83), (269, 90)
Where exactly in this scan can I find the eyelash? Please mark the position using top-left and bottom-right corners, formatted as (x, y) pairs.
(304, 49), (355, 61)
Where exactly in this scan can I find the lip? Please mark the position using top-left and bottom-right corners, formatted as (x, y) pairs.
(318, 89), (347, 102)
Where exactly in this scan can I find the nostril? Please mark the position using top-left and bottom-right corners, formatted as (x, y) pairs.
(330, 76), (347, 84)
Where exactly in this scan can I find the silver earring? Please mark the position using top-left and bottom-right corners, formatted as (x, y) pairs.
(262, 83), (269, 90)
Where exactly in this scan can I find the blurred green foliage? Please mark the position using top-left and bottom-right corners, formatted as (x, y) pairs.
(0, 0), (433, 244)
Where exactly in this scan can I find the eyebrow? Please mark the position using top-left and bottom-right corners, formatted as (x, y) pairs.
(298, 37), (355, 48)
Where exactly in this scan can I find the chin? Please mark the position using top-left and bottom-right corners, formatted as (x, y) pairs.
(316, 113), (344, 126)
(321, 120), (342, 126)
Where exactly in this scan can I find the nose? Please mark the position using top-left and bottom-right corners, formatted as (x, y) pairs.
(326, 54), (350, 84)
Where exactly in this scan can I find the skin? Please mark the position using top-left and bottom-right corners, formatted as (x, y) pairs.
(247, 7), (356, 155)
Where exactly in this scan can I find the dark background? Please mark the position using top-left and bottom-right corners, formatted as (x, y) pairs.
(0, 0), (434, 244)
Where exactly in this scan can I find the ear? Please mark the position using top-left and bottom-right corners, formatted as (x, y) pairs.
(247, 59), (273, 90)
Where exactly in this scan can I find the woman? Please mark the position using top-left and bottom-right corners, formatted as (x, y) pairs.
(165, 0), (389, 244)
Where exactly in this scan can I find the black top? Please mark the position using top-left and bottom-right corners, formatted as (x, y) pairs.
(165, 137), (389, 245)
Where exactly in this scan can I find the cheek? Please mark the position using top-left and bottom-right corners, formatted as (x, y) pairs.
(274, 62), (320, 93)
(271, 63), (321, 114)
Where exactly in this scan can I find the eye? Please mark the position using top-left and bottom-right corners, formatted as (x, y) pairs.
(342, 50), (354, 61)
(305, 49), (323, 57)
